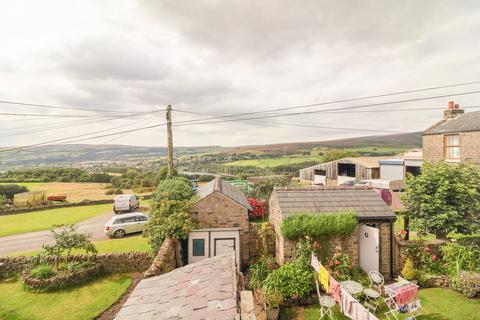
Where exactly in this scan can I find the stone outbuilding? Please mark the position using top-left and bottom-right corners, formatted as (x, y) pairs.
(189, 177), (252, 267)
(269, 186), (396, 278)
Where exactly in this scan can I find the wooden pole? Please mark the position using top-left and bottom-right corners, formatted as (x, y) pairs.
(166, 105), (174, 177)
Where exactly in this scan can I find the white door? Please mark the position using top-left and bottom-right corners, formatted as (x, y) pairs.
(359, 225), (379, 273)
(214, 238), (235, 256)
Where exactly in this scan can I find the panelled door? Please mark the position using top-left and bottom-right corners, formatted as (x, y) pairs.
(214, 238), (235, 256)
(359, 225), (379, 273)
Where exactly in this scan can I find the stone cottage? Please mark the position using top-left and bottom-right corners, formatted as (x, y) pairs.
(189, 177), (252, 267)
(269, 186), (396, 278)
(423, 101), (480, 164)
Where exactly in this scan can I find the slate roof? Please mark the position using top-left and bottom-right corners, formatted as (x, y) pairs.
(115, 254), (238, 320)
(272, 187), (396, 220)
(196, 177), (252, 210)
(424, 111), (480, 135)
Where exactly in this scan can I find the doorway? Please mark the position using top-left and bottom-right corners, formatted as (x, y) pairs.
(359, 225), (379, 273)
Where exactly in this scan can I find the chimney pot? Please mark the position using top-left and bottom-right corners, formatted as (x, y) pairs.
(448, 101), (454, 110)
(454, 103), (459, 109)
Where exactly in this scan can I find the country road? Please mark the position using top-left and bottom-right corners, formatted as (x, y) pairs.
(0, 211), (115, 256)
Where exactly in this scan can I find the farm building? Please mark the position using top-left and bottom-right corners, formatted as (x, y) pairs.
(13, 190), (47, 207)
(269, 186), (396, 278)
(299, 157), (388, 186)
(189, 177), (252, 267)
(379, 149), (423, 181)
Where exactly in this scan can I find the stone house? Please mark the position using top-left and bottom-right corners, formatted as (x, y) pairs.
(269, 186), (396, 278)
(189, 177), (252, 267)
(423, 101), (480, 164)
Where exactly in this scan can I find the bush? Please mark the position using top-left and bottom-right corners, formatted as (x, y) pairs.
(68, 261), (95, 271)
(401, 258), (416, 280)
(247, 256), (277, 290)
(0, 194), (8, 206)
(453, 271), (480, 298)
(114, 188), (123, 195)
(456, 235), (480, 249)
(152, 177), (193, 203)
(441, 243), (480, 276)
(262, 260), (313, 299)
(0, 184), (28, 200)
(30, 264), (56, 279)
(105, 189), (114, 195)
(281, 212), (357, 240)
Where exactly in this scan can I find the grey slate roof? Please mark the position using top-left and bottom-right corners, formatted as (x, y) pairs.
(424, 111), (480, 135)
(115, 254), (238, 320)
(273, 187), (396, 220)
(196, 177), (252, 210)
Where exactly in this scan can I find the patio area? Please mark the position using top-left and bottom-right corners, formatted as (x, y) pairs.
(280, 288), (480, 320)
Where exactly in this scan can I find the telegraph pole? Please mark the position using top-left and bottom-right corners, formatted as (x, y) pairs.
(166, 105), (174, 177)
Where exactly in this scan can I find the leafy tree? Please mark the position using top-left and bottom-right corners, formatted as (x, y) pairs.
(248, 176), (290, 201)
(321, 149), (359, 163)
(42, 224), (97, 266)
(0, 194), (8, 207)
(0, 184), (28, 199)
(403, 162), (480, 239)
(145, 177), (194, 252)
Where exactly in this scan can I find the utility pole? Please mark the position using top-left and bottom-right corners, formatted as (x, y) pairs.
(166, 105), (174, 177)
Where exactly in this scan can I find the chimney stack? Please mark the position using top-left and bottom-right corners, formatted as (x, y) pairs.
(444, 101), (464, 119)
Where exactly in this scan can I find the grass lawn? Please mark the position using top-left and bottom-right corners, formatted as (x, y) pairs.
(9, 235), (151, 256)
(223, 155), (323, 168)
(0, 274), (132, 320)
(0, 204), (111, 237)
(283, 288), (480, 320)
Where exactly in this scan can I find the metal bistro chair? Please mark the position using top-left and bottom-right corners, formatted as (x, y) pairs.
(315, 280), (336, 320)
(363, 271), (385, 312)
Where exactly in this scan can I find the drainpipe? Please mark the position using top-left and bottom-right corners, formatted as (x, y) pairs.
(389, 221), (394, 278)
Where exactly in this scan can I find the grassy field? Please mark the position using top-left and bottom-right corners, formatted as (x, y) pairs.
(0, 274), (132, 320)
(5, 182), (136, 203)
(283, 288), (480, 320)
(223, 155), (323, 168)
(10, 235), (151, 256)
(0, 204), (111, 237)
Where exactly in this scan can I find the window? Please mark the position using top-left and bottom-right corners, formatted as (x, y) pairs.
(444, 134), (460, 159)
(135, 215), (148, 222)
(192, 239), (205, 256)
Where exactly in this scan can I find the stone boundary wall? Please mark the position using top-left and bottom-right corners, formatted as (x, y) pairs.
(248, 222), (275, 259)
(144, 238), (182, 278)
(394, 238), (447, 275)
(0, 252), (153, 275)
(0, 199), (112, 216)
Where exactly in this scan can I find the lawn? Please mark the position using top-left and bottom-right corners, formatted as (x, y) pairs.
(0, 203), (111, 237)
(223, 155), (323, 168)
(0, 274), (132, 320)
(283, 288), (480, 320)
(9, 235), (151, 256)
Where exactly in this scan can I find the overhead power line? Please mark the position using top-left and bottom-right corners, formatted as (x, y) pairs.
(0, 99), (139, 114)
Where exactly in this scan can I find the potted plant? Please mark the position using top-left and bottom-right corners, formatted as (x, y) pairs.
(264, 290), (283, 320)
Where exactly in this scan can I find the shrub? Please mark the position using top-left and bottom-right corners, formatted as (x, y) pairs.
(0, 184), (28, 199)
(247, 256), (277, 290)
(281, 212), (357, 240)
(68, 261), (95, 271)
(256, 223), (275, 257)
(105, 189), (114, 195)
(456, 235), (480, 249)
(453, 271), (480, 298)
(30, 264), (56, 279)
(114, 188), (123, 195)
(401, 258), (416, 280)
(441, 243), (480, 275)
(323, 246), (355, 282)
(0, 194), (8, 206)
(265, 290), (283, 309)
(152, 177), (193, 203)
(262, 260), (313, 299)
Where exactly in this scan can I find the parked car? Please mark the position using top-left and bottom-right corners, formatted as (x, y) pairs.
(113, 194), (139, 214)
(355, 179), (373, 187)
(339, 180), (356, 186)
(104, 212), (149, 238)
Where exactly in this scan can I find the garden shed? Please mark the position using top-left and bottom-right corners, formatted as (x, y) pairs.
(189, 177), (252, 267)
(269, 186), (396, 278)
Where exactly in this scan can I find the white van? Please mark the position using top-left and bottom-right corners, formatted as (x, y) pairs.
(113, 194), (140, 214)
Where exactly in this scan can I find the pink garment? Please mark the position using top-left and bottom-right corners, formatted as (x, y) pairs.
(395, 284), (418, 307)
(329, 276), (341, 303)
(341, 289), (379, 320)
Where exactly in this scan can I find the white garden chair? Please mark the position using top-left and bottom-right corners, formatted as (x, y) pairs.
(363, 271), (384, 312)
(315, 280), (336, 319)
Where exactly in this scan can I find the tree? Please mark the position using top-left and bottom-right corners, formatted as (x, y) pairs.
(144, 177), (195, 252)
(321, 149), (359, 163)
(42, 224), (97, 266)
(0, 184), (28, 200)
(248, 176), (290, 202)
(402, 162), (480, 239)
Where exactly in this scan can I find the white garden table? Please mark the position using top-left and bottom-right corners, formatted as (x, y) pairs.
(340, 280), (364, 296)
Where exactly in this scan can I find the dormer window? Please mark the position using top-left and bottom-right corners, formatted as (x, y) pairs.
(444, 134), (460, 159)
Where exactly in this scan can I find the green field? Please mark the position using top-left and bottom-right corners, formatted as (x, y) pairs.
(10, 235), (151, 256)
(0, 274), (132, 320)
(0, 204), (111, 237)
(223, 155), (323, 168)
(286, 288), (480, 320)
(5, 182), (47, 190)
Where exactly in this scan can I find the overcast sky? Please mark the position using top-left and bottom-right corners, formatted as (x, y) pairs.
(1, 0), (480, 148)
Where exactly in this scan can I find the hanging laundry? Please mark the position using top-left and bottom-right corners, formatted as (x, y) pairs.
(311, 253), (320, 272)
(329, 275), (341, 303)
(319, 264), (329, 292)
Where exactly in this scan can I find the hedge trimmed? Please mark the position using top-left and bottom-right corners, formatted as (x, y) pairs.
(281, 212), (357, 240)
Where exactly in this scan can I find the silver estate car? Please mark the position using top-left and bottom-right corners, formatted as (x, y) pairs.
(104, 212), (148, 238)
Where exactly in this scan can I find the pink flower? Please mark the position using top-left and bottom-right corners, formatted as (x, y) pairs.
(431, 255), (438, 261)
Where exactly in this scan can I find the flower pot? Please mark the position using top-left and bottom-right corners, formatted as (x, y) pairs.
(265, 307), (280, 320)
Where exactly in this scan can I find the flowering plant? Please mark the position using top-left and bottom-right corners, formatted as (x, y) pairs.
(395, 229), (408, 240)
(323, 246), (353, 281)
(248, 197), (266, 219)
